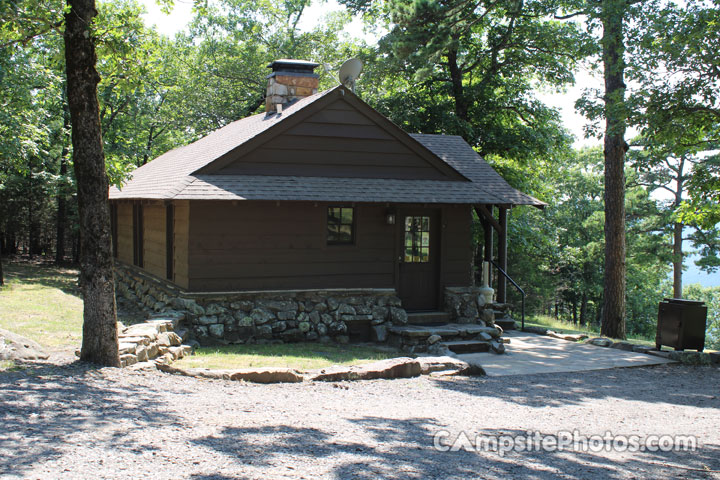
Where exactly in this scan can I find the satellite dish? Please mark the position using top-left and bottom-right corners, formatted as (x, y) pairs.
(338, 58), (363, 92)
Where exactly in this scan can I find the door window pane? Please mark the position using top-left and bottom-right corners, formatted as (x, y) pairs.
(403, 216), (430, 263)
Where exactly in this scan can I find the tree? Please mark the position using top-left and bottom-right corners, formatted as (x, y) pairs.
(64, 0), (119, 366)
(598, 0), (628, 339)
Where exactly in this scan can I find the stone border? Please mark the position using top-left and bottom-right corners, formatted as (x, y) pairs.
(155, 355), (485, 383)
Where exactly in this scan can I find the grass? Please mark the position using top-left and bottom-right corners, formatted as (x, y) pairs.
(0, 359), (17, 371)
(174, 342), (399, 370)
(0, 260), (83, 350)
(526, 314), (656, 347)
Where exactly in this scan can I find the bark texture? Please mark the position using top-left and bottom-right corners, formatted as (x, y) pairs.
(64, 0), (119, 366)
(600, 0), (627, 339)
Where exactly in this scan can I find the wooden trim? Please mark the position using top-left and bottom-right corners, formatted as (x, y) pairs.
(475, 204), (503, 234)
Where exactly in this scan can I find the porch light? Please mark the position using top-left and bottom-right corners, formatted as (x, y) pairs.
(385, 210), (396, 225)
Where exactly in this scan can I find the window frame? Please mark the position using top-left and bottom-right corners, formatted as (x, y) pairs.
(326, 206), (356, 246)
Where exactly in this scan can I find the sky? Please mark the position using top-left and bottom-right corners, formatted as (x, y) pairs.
(139, 0), (718, 288)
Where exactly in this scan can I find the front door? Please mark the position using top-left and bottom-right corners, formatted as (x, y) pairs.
(398, 210), (440, 311)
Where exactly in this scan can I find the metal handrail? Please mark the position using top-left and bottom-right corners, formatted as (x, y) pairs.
(490, 260), (525, 331)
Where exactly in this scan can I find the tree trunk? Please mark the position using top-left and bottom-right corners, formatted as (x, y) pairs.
(0, 242), (4, 287)
(65, 0), (119, 367)
(580, 292), (588, 326)
(447, 47), (469, 122)
(600, 0), (628, 340)
(672, 221), (683, 298)
(56, 99), (71, 264)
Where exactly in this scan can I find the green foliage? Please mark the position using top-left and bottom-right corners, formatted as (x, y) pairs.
(683, 284), (720, 350)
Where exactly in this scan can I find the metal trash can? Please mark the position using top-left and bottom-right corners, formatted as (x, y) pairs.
(656, 298), (707, 352)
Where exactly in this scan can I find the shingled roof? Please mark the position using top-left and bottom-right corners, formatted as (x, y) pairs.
(109, 86), (544, 207)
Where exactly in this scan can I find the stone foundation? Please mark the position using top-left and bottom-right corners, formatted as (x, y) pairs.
(115, 263), (403, 346)
(443, 286), (513, 325)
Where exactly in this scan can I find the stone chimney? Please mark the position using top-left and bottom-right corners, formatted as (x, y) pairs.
(266, 59), (320, 113)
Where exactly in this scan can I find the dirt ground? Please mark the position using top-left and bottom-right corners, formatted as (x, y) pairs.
(1, 358), (719, 480)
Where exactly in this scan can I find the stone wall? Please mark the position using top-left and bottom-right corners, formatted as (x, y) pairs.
(115, 263), (404, 345)
(443, 287), (512, 325)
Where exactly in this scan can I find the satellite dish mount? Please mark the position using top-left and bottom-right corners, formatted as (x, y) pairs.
(338, 58), (363, 93)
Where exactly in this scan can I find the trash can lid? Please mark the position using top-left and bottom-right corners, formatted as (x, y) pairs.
(663, 298), (706, 305)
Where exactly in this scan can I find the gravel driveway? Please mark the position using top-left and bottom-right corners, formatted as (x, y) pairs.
(1, 359), (719, 479)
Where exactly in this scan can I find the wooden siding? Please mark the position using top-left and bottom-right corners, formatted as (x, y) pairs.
(174, 200), (190, 289)
(187, 201), (397, 291)
(441, 205), (473, 286)
(142, 204), (166, 279)
(116, 203), (133, 264)
(217, 99), (452, 180)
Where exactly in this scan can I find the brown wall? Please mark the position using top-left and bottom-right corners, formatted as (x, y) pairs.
(218, 99), (451, 180)
(188, 201), (396, 291)
(187, 201), (473, 293)
(174, 200), (190, 289)
(142, 203), (166, 279)
(441, 205), (474, 286)
(117, 203), (133, 264)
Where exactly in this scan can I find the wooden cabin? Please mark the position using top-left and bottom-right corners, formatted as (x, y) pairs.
(109, 60), (543, 337)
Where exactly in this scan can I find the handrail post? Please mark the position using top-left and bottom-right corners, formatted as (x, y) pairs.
(490, 260), (526, 331)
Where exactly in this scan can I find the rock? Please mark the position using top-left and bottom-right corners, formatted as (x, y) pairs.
(208, 324), (225, 338)
(327, 297), (339, 310)
(196, 315), (218, 326)
(646, 349), (672, 359)
(309, 357), (422, 381)
(306, 331), (319, 341)
(260, 300), (298, 313)
(632, 345), (653, 354)
(230, 301), (254, 311)
(298, 321), (311, 333)
(271, 321), (287, 333)
(586, 337), (613, 347)
(427, 343), (452, 356)
(335, 335), (349, 344)
(118, 343), (137, 355)
(229, 368), (305, 383)
(371, 306), (388, 323)
(205, 303), (227, 315)
(0, 328), (49, 361)
(710, 352), (720, 364)
(277, 310), (296, 321)
(490, 340), (506, 354)
(255, 325), (272, 339)
(250, 308), (275, 325)
(417, 356), (485, 376)
(120, 354), (138, 367)
(236, 316), (253, 327)
(389, 307), (408, 325)
(668, 351), (712, 365)
(477, 332), (494, 342)
(523, 326), (548, 335)
(610, 342), (635, 352)
(281, 328), (304, 342)
(328, 322), (347, 335)
(185, 340), (201, 351)
(136, 345), (149, 362)
(308, 311), (321, 324)
(170, 298), (205, 315)
(316, 323), (328, 336)
(371, 325), (387, 342)
(427, 335), (442, 345)
(320, 314), (333, 325)
(146, 343), (160, 359)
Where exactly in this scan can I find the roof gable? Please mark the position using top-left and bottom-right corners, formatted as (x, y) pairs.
(196, 87), (469, 181)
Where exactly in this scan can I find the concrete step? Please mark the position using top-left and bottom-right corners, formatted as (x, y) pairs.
(441, 340), (491, 354)
(407, 311), (451, 325)
(495, 318), (516, 330)
(388, 323), (500, 339)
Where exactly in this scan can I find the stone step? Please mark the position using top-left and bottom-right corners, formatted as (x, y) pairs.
(406, 311), (451, 325)
(495, 317), (516, 330)
(440, 340), (491, 354)
(388, 323), (500, 339)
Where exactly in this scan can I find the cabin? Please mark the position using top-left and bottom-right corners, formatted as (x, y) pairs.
(109, 59), (543, 347)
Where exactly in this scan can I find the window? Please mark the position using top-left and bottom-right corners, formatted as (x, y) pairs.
(327, 206), (354, 245)
(404, 216), (430, 263)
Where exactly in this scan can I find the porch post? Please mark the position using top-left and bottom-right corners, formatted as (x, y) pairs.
(483, 210), (493, 264)
(497, 206), (508, 303)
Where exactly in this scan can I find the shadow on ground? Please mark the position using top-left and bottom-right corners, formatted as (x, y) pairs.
(191, 417), (720, 479)
(431, 364), (720, 409)
(0, 361), (175, 477)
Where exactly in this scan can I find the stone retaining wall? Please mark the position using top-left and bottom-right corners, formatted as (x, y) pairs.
(443, 286), (512, 325)
(115, 263), (404, 345)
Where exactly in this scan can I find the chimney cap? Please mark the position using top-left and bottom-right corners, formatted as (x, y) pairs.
(267, 59), (320, 74)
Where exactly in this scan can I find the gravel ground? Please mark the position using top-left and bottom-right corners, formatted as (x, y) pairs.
(1, 359), (719, 480)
